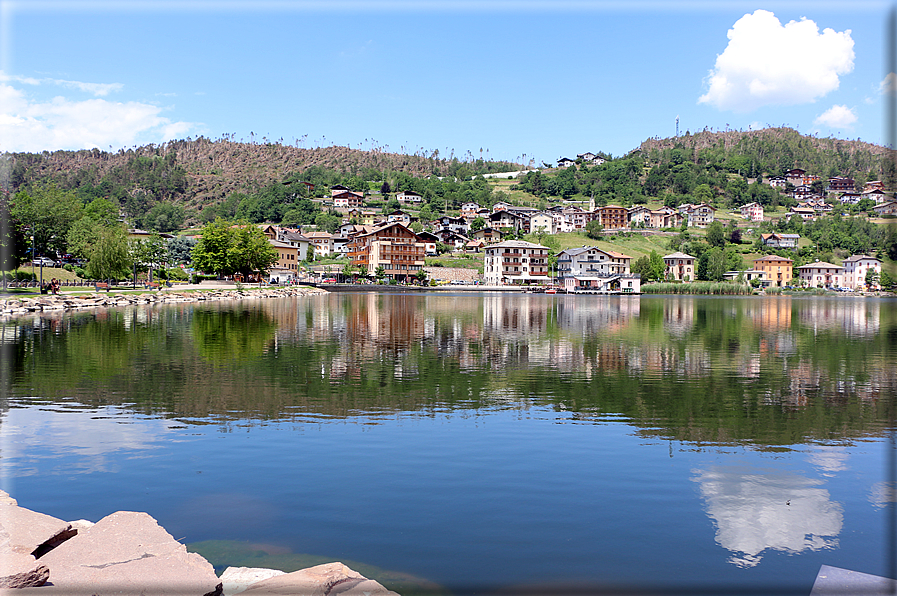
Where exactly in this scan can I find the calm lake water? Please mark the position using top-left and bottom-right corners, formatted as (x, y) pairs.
(1, 292), (895, 595)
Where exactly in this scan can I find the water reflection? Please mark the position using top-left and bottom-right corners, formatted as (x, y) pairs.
(3, 294), (894, 446)
(692, 465), (843, 568)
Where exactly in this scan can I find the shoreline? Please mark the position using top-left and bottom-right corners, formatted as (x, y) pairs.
(0, 285), (329, 318)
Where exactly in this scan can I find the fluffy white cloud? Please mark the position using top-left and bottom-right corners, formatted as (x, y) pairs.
(813, 104), (857, 129)
(0, 72), (122, 97)
(699, 10), (854, 112)
(0, 82), (197, 152)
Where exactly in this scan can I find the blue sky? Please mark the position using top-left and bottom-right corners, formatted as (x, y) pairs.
(1, 1), (892, 166)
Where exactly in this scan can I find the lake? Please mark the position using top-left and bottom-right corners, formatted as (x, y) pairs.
(1, 292), (894, 595)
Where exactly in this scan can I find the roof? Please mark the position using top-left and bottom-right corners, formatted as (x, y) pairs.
(796, 261), (843, 270)
(664, 252), (695, 260)
(753, 255), (793, 263)
(842, 254), (881, 263)
(487, 240), (550, 250)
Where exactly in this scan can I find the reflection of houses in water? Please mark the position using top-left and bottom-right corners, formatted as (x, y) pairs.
(663, 298), (694, 337)
(798, 299), (880, 337)
(749, 297), (792, 331)
(554, 295), (640, 335)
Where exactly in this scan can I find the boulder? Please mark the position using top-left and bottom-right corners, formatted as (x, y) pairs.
(0, 552), (49, 588)
(34, 511), (222, 596)
(0, 496), (76, 557)
(220, 567), (285, 596)
(240, 562), (399, 596)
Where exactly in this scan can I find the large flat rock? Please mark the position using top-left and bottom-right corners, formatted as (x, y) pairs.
(0, 493), (75, 557)
(30, 511), (221, 596)
(240, 562), (399, 596)
(220, 567), (285, 596)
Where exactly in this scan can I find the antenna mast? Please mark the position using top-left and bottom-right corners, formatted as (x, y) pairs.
(676, 116), (680, 137)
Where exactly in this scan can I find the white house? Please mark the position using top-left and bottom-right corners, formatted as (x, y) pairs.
(841, 255), (881, 290)
(740, 202), (764, 222)
(483, 240), (551, 285)
(796, 261), (844, 289)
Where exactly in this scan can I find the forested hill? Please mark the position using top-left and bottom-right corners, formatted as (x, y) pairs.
(0, 137), (519, 211)
(638, 127), (894, 182)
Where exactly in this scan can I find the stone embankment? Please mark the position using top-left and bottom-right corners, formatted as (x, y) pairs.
(0, 287), (328, 318)
(0, 491), (399, 595)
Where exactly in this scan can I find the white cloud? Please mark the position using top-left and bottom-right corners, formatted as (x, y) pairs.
(0, 82), (197, 152)
(699, 10), (854, 112)
(880, 73), (896, 96)
(813, 104), (857, 129)
(0, 71), (122, 97)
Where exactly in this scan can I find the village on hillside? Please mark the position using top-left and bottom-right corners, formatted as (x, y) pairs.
(212, 165), (891, 294)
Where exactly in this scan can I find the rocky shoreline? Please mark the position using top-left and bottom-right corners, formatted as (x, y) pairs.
(0, 286), (329, 318)
(0, 491), (399, 595)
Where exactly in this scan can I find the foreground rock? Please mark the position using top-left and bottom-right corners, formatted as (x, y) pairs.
(220, 567), (285, 596)
(239, 562), (399, 596)
(27, 511), (222, 596)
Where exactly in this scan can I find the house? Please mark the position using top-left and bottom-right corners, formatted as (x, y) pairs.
(723, 269), (766, 284)
(396, 191), (423, 204)
(837, 192), (862, 205)
(434, 215), (468, 235)
(559, 206), (589, 232)
(873, 201), (897, 216)
(330, 184), (351, 197)
(275, 228), (311, 261)
(740, 202), (764, 222)
(556, 246), (632, 278)
(304, 231), (334, 257)
(483, 240), (551, 285)
(465, 239), (486, 253)
(752, 255), (793, 287)
(557, 157), (575, 168)
(864, 180), (885, 192)
(346, 209), (378, 226)
(556, 247), (638, 293)
(679, 203), (716, 227)
(268, 239), (301, 283)
(577, 152), (606, 165)
(863, 189), (889, 204)
(332, 190), (364, 209)
(386, 210), (412, 226)
(796, 261), (844, 289)
(489, 210), (528, 233)
(492, 201), (513, 213)
(415, 231), (439, 256)
(649, 208), (683, 229)
(785, 169), (807, 186)
(470, 227), (503, 244)
(767, 176), (787, 188)
(787, 206), (817, 221)
(827, 176), (855, 193)
(433, 229), (469, 251)
(841, 255), (881, 290)
(663, 252), (696, 281)
(760, 233), (800, 249)
(460, 202), (481, 220)
(595, 205), (628, 230)
(528, 212), (556, 234)
(627, 205), (652, 228)
(347, 222), (427, 282)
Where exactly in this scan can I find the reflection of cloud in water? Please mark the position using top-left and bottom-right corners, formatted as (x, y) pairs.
(692, 466), (842, 568)
(807, 445), (849, 476)
(869, 482), (896, 509)
(0, 403), (176, 475)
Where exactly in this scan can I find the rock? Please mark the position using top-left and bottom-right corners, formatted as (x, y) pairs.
(0, 552), (49, 588)
(0, 499), (76, 557)
(34, 511), (222, 596)
(68, 519), (95, 532)
(220, 567), (285, 596)
(0, 491), (17, 506)
(240, 562), (399, 596)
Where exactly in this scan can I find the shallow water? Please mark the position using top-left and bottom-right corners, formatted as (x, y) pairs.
(1, 292), (894, 594)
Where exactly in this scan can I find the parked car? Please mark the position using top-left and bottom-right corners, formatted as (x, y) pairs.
(32, 257), (57, 267)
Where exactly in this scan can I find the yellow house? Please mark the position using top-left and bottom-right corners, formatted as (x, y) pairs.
(752, 255), (793, 287)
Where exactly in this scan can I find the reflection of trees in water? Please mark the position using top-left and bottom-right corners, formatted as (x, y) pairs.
(5, 295), (895, 446)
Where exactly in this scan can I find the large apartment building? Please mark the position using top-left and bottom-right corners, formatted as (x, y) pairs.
(347, 222), (427, 282)
(483, 240), (551, 285)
